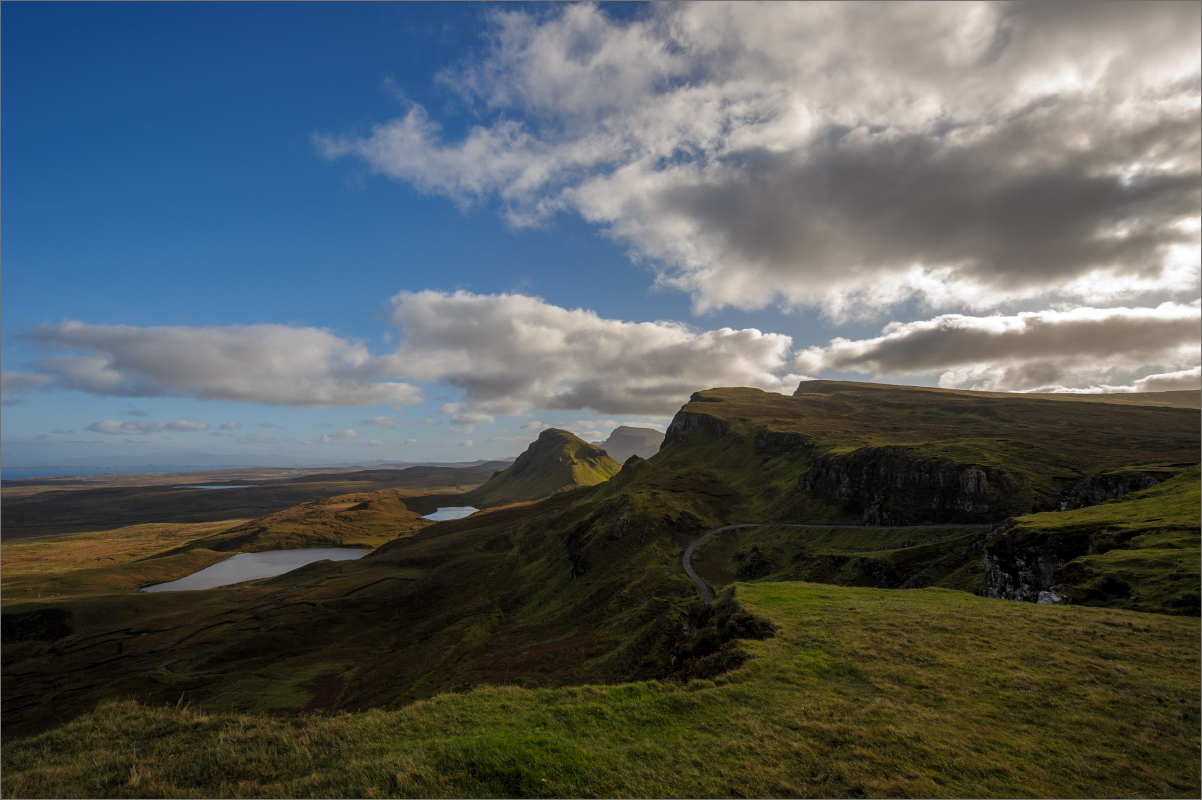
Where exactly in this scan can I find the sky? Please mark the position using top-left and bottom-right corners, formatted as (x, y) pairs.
(2, 1), (1199, 469)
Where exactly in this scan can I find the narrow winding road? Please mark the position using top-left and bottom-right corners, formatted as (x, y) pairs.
(682, 521), (998, 604)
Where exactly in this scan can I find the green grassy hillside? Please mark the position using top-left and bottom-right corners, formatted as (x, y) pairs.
(464, 429), (621, 508)
(3, 582), (1197, 799)
(3, 381), (1197, 760)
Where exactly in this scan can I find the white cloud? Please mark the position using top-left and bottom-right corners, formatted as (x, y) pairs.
(300, 428), (361, 445)
(1026, 366), (1202, 394)
(257, 422), (286, 429)
(519, 420), (547, 431)
(321, 2), (1201, 317)
(404, 438), (418, 445)
(387, 290), (803, 416)
(219, 421), (242, 430)
(27, 321), (424, 408)
(359, 415), (405, 428)
(87, 419), (211, 435)
(459, 439), (474, 447)
(239, 433), (278, 444)
(795, 302), (1201, 392)
(451, 412), (496, 426)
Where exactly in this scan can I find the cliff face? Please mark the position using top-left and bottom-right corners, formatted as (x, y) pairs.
(1058, 472), (1160, 510)
(982, 530), (1084, 603)
(661, 409), (738, 448)
(796, 447), (1025, 525)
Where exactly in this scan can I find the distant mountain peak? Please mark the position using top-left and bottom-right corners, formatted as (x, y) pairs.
(595, 425), (665, 464)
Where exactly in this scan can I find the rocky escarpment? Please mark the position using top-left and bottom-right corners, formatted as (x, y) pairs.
(982, 530), (1084, 604)
(1059, 472), (1160, 510)
(796, 447), (1025, 525)
(662, 410), (742, 448)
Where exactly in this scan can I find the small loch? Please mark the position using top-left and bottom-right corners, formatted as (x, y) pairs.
(422, 506), (479, 521)
(141, 548), (366, 592)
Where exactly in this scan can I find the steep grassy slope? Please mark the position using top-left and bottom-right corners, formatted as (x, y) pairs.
(985, 466), (1201, 615)
(1, 466), (497, 541)
(691, 524), (994, 596)
(464, 429), (621, 508)
(4, 582), (1197, 799)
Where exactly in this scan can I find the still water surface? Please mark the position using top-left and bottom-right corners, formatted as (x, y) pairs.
(422, 506), (479, 521)
(141, 548), (366, 592)
(174, 485), (257, 489)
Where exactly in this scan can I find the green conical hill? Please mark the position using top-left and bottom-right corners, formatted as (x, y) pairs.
(464, 428), (621, 508)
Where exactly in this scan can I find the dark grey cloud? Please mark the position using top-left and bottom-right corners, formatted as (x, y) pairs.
(1, 371), (54, 405)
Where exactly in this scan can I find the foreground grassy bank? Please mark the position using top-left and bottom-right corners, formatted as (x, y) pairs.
(4, 581), (1197, 799)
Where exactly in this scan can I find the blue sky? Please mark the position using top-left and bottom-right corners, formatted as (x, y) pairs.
(3, 2), (1199, 469)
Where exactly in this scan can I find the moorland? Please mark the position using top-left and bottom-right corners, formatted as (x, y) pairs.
(2, 381), (1199, 798)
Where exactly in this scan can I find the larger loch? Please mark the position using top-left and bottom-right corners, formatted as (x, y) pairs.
(142, 548), (366, 592)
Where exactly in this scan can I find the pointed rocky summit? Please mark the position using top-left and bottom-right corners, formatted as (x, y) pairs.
(464, 428), (621, 508)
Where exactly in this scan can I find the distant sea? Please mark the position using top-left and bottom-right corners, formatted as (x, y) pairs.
(1, 467), (220, 481)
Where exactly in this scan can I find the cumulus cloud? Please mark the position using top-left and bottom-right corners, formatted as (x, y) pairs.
(387, 290), (804, 416)
(26, 321), (424, 408)
(219, 421), (242, 430)
(1, 371), (54, 405)
(1031, 366), (1202, 394)
(519, 420), (547, 431)
(359, 415), (405, 428)
(794, 302), (1201, 392)
(300, 429), (361, 445)
(319, 2), (1201, 316)
(87, 419), (211, 435)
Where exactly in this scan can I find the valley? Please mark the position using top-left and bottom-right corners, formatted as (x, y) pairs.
(2, 381), (1199, 797)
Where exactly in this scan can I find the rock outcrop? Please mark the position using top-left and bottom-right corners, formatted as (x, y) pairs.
(1059, 472), (1160, 510)
(796, 446), (1024, 525)
(982, 530), (1082, 603)
(662, 411), (740, 448)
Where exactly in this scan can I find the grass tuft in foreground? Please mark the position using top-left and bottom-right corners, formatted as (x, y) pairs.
(4, 581), (1197, 799)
